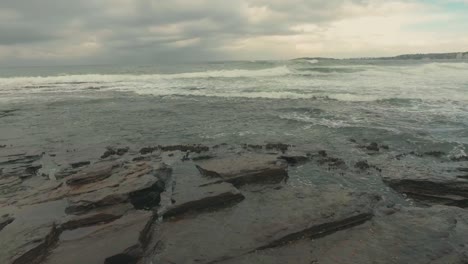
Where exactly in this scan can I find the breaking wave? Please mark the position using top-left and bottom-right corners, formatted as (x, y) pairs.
(0, 66), (292, 86)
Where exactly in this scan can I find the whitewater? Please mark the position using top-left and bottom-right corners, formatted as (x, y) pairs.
(0, 59), (467, 157)
(1, 60), (468, 102)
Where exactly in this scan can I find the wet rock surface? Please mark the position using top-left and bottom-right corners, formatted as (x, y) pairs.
(0, 213), (14, 231)
(164, 182), (244, 218)
(0, 158), (169, 264)
(159, 162), (246, 218)
(44, 210), (154, 264)
(196, 154), (288, 186)
(382, 158), (468, 208)
(65, 162), (117, 186)
(152, 185), (379, 264)
(219, 206), (468, 264)
(278, 153), (310, 165)
(1, 143), (468, 264)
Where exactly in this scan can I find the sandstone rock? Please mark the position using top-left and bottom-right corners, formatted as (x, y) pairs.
(65, 163), (167, 214)
(191, 155), (214, 161)
(279, 154), (309, 165)
(70, 161), (91, 169)
(242, 144), (263, 150)
(157, 162), (244, 218)
(132, 156), (149, 162)
(163, 182), (244, 218)
(0, 214), (14, 231)
(0, 160), (170, 264)
(66, 162), (117, 186)
(218, 206), (468, 264)
(424, 151), (445, 158)
(0, 201), (68, 264)
(101, 147), (117, 159)
(116, 147), (129, 156)
(24, 164), (42, 176)
(59, 203), (133, 231)
(160, 144), (209, 153)
(0, 150), (43, 178)
(382, 161), (468, 207)
(196, 155), (288, 187)
(0, 176), (24, 200)
(3, 222), (59, 264)
(151, 185), (379, 263)
(44, 210), (154, 264)
(139, 146), (158, 155)
(100, 147), (129, 159)
(7, 161), (169, 210)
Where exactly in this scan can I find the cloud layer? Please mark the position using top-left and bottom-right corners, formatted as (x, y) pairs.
(0, 0), (467, 65)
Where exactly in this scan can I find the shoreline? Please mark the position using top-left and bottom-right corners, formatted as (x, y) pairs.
(1, 142), (468, 263)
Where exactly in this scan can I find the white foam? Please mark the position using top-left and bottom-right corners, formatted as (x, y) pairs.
(0, 66), (291, 86)
(1, 62), (468, 104)
(278, 112), (352, 128)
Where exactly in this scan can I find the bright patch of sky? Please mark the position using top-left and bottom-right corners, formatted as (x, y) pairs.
(0, 0), (466, 66)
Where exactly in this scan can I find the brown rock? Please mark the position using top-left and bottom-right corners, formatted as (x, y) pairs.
(0, 201), (68, 264)
(0, 214), (14, 231)
(44, 211), (154, 264)
(196, 155), (288, 187)
(160, 144), (209, 153)
(382, 162), (468, 207)
(218, 206), (468, 264)
(66, 162), (118, 186)
(151, 185), (379, 263)
(279, 154), (309, 165)
(163, 182), (244, 218)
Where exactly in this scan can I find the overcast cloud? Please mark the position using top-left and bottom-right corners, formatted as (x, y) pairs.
(0, 0), (467, 66)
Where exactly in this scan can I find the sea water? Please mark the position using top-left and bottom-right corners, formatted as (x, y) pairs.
(0, 59), (467, 157)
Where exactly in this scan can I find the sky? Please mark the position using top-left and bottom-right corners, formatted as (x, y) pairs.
(0, 0), (467, 66)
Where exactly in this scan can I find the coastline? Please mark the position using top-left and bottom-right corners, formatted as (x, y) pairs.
(1, 142), (467, 263)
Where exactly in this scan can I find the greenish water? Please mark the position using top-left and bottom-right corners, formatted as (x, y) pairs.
(0, 59), (467, 157)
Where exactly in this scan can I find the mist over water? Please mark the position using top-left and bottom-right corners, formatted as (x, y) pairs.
(1, 59), (467, 157)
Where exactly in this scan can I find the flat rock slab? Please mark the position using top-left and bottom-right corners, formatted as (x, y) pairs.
(44, 210), (154, 264)
(151, 185), (380, 264)
(59, 203), (134, 231)
(65, 162), (117, 186)
(0, 201), (68, 264)
(0, 176), (24, 202)
(160, 162), (245, 218)
(3, 161), (168, 215)
(0, 214), (14, 231)
(196, 155), (288, 186)
(163, 182), (244, 218)
(66, 166), (161, 215)
(278, 153), (310, 165)
(0, 150), (42, 177)
(219, 206), (468, 264)
(382, 161), (468, 207)
(0, 160), (170, 264)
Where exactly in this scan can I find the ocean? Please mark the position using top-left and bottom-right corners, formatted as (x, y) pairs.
(1, 58), (468, 237)
(1, 59), (467, 154)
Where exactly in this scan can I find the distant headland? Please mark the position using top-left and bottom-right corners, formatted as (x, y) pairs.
(295, 51), (468, 61)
